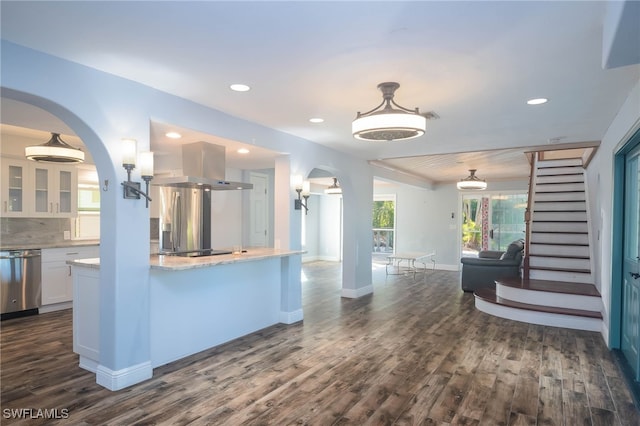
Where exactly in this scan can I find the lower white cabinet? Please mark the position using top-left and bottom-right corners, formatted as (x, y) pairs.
(41, 245), (99, 308)
(71, 262), (100, 371)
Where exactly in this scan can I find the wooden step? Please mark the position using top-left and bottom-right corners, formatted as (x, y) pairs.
(497, 277), (600, 296)
(531, 221), (588, 233)
(535, 182), (585, 193)
(532, 201), (586, 211)
(530, 232), (589, 245)
(529, 268), (593, 284)
(537, 158), (582, 168)
(474, 288), (602, 331)
(529, 243), (590, 257)
(532, 211), (587, 222)
(536, 174), (584, 184)
(529, 256), (591, 270)
(534, 192), (586, 202)
(537, 166), (584, 176)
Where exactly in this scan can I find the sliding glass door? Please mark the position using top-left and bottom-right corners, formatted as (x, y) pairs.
(461, 192), (527, 256)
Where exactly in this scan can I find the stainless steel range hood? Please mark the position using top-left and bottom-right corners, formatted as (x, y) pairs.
(153, 142), (253, 190)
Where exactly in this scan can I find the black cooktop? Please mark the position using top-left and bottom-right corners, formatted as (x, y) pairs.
(163, 249), (232, 258)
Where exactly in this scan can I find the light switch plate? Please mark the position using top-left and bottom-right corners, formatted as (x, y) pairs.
(64, 230), (71, 240)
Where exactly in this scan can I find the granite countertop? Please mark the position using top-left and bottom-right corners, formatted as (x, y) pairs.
(150, 247), (305, 271)
(66, 257), (100, 269)
(1, 239), (100, 251)
(66, 247), (305, 271)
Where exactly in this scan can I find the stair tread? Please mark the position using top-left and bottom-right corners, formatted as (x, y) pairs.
(531, 231), (588, 234)
(475, 288), (602, 318)
(497, 277), (601, 297)
(529, 242), (589, 246)
(529, 254), (590, 259)
(529, 266), (591, 274)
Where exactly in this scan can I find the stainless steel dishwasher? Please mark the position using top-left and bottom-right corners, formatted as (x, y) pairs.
(1, 249), (41, 320)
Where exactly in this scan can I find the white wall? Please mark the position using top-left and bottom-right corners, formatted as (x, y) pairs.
(302, 193), (341, 262)
(588, 79), (640, 346)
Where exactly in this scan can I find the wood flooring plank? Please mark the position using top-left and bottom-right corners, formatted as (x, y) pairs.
(510, 376), (539, 418)
(537, 375), (563, 425)
(562, 388), (592, 426)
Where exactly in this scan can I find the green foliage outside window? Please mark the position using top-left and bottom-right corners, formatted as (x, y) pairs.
(373, 200), (395, 228)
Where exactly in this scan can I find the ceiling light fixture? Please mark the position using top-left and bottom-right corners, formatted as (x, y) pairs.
(237, 148), (250, 154)
(230, 84), (250, 92)
(165, 132), (182, 139)
(25, 132), (85, 163)
(456, 169), (487, 190)
(324, 177), (342, 195)
(353, 82), (426, 141)
(309, 118), (324, 123)
(526, 98), (548, 105)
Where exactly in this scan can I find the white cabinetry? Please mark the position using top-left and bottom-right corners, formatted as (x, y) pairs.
(41, 245), (99, 311)
(71, 262), (100, 372)
(32, 163), (77, 217)
(0, 158), (28, 216)
(0, 157), (78, 217)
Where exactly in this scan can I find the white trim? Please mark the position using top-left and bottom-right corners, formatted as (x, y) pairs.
(496, 283), (603, 312)
(78, 356), (99, 373)
(279, 309), (303, 324)
(435, 263), (459, 272)
(39, 302), (72, 313)
(341, 285), (374, 299)
(475, 298), (602, 332)
(96, 361), (153, 391)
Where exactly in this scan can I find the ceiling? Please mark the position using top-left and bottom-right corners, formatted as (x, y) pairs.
(1, 1), (639, 185)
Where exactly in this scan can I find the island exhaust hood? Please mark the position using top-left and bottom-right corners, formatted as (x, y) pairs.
(153, 142), (253, 190)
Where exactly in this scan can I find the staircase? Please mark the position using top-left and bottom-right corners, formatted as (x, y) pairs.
(474, 144), (603, 331)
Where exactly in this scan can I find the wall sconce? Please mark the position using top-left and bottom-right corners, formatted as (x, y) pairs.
(121, 138), (154, 208)
(292, 175), (310, 214)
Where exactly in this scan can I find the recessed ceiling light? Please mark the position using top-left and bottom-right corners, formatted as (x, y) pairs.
(309, 118), (324, 123)
(237, 148), (250, 154)
(165, 131), (182, 139)
(230, 84), (250, 92)
(527, 98), (548, 105)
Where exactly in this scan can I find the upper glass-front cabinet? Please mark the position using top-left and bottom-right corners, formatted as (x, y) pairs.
(1, 159), (27, 216)
(1, 159), (77, 218)
(34, 166), (49, 214)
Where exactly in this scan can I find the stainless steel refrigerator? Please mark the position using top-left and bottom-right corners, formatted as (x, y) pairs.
(158, 187), (211, 255)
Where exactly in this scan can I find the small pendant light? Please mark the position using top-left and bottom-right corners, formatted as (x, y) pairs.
(25, 132), (85, 163)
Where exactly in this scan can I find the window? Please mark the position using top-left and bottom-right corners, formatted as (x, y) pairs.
(373, 196), (395, 253)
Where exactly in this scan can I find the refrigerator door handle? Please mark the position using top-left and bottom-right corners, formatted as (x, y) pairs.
(171, 192), (182, 252)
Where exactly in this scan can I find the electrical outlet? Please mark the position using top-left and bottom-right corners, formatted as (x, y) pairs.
(63, 231), (71, 240)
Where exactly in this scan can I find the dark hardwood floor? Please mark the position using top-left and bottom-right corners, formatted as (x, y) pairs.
(1, 260), (639, 425)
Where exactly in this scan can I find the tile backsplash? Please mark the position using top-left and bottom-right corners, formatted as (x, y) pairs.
(1, 217), (73, 246)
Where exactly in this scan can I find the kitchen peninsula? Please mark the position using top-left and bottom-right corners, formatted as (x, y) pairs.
(69, 247), (304, 373)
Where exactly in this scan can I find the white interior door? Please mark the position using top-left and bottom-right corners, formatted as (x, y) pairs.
(249, 172), (268, 247)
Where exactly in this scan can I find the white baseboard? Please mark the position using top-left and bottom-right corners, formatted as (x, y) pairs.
(39, 302), (72, 313)
(280, 309), (303, 324)
(341, 285), (374, 299)
(78, 356), (99, 373)
(96, 361), (153, 391)
(435, 264), (459, 272)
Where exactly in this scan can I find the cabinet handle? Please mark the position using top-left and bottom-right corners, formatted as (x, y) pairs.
(68, 265), (72, 276)
(56, 202), (59, 213)
(50, 202), (53, 213)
